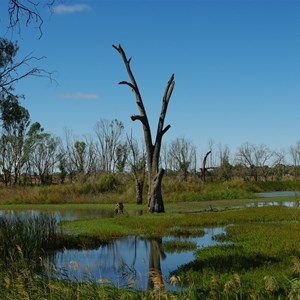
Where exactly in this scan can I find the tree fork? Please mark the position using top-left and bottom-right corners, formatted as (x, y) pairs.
(113, 44), (174, 213)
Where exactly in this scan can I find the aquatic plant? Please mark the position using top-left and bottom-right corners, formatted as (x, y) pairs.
(0, 213), (57, 264)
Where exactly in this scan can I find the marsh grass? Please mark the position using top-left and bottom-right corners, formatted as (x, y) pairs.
(61, 206), (298, 239)
(0, 178), (299, 206)
(172, 208), (300, 298)
(162, 240), (197, 253)
(0, 213), (58, 264)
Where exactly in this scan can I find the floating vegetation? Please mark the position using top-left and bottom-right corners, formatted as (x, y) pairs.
(162, 240), (197, 253)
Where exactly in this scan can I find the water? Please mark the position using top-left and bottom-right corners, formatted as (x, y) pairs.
(1, 191), (298, 291)
(0, 207), (114, 222)
(255, 191), (300, 198)
(50, 227), (225, 291)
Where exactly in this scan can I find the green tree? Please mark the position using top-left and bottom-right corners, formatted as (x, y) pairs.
(0, 94), (30, 185)
(94, 119), (125, 173)
(25, 122), (59, 184)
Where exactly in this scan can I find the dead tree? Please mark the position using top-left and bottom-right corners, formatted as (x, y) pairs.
(113, 44), (175, 213)
(200, 150), (211, 182)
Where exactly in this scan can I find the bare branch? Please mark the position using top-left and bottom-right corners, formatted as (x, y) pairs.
(118, 81), (137, 93)
(7, 0), (58, 38)
(113, 44), (153, 156)
(161, 124), (171, 136)
(0, 53), (57, 93)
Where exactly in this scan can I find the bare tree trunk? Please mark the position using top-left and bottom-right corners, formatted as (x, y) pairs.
(136, 180), (144, 205)
(148, 169), (165, 213)
(200, 151), (211, 182)
(113, 44), (174, 213)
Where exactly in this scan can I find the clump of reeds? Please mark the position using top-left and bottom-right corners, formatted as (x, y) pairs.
(0, 213), (57, 264)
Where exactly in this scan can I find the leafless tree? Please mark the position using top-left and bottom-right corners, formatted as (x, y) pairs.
(235, 142), (274, 181)
(113, 44), (175, 213)
(169, 137), (197, 180)
(200, 150), (212, 182)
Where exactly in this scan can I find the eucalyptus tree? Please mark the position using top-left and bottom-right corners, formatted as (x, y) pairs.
(215, 144), (232, 181)
(113, 45), (175, 213)
(0, 94), (30, 185)
(25, 122), (59, 184)
(289, 141), (300, 179)
(94, 119), (125, 173)
(168, 137), (197, 180)
(62, 130), (97, 181)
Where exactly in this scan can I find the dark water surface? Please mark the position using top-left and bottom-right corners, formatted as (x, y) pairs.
(51, 227), (225, 291)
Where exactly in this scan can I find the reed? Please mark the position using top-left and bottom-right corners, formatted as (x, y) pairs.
(0, 213), (57, 264)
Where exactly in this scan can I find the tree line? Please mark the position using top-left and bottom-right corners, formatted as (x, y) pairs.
(0, 95), (299, 188)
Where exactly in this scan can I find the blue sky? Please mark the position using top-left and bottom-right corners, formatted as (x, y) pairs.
(2, 0), (300, 156)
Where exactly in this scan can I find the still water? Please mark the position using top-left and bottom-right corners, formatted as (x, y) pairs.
(51, 227), (225, 291)
(1, 191), (298, 290)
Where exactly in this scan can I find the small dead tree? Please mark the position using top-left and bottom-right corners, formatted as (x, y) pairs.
(200, 151), (211, 182)
(113, 45), (175, 213)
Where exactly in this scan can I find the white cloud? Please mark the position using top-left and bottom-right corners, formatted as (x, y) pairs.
(52, 4), (91, 15)
(58, 92), (98, 100)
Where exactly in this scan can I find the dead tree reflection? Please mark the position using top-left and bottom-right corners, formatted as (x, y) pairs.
(148, 238), (166, 291)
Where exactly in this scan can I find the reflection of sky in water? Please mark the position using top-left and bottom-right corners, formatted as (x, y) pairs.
(0, 208), (114, 222)
(255, 191), (300, 198)
(2, 191), (299, 290)
(52, 227), (226, 291)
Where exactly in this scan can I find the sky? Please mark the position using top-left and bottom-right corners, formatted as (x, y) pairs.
(2, 0), (300, 158)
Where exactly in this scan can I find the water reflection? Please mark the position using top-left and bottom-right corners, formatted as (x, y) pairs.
(247, 201), (296, 208)
(0, 208), (114, 222)
(50, 227), (224, 291)
(255, 191), (300, 198)
(148, 239), (166, 291)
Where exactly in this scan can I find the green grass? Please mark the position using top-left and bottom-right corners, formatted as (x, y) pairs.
(0, 179), (300, 298)
(161, 240), (197, 253)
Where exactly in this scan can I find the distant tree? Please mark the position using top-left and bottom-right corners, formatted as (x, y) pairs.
(200, 150), (212, 182)
(168, 137), (197, 180)
(127, 134), (146, 205)
(290, 141), (300, 179)
(215, 144), (232, 181)
(25, 122), (59, 184)
(113, 45), (175, 213)
(62, 131), (97, 181)
(94, 119), (125, 173)
(57, 150), (67, 184)
(74, 140), (86, 174)
(115, 142), (128, 174)
(235, 143), (274, 181)
(0, 94), (30, 185)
